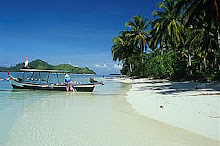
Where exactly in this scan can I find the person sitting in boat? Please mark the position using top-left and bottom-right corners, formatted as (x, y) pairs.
(65, 74), (74, 92)
(89, 77), (98, 83)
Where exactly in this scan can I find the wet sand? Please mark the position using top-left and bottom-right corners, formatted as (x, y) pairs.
(109, 77), (220, 143)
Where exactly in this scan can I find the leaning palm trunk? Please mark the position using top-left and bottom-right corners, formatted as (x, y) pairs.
(200, 62), (203, 72)
(188, 53), (192, 74)
(161, 46), (164, 57)
(129, 63), (133, 73)
(218, 31), (220, 48)
(188, 41), (193, 75)
(218, 30), (220, 71)
(160, 47), (163, 65)
(204, 55), (207, 70)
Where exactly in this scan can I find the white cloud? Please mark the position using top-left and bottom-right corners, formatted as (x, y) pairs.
(73, 65), (79, 67)
(103, 64), (107, 68)
(92, 63), (122, 74)
(68, 63), (79, 67)
(95, 64), (101, 68)
(113, 64), (122, 70)
(94, 64), (122, 71)
(94, 64), (108, 69)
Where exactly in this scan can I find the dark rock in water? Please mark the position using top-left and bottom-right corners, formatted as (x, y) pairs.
(160, 105), (164, 109)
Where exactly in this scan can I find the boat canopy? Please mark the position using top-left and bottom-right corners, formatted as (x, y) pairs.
(20, 69), (70, 73)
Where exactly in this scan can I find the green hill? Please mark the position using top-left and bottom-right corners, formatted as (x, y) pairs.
(0, 67), (7, 72)
(0, 59), (96, 74)
(54, 64), (96, 74)
(29, 59), (54, 70)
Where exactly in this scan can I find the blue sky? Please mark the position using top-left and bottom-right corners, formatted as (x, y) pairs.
(0, 0), (160, 75)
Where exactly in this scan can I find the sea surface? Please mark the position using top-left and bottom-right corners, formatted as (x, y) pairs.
(0, 72), (218, 145)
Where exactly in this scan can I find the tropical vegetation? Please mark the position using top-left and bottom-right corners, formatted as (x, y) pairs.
(0, 59), (96, 74)
(112, 0), (220, 81)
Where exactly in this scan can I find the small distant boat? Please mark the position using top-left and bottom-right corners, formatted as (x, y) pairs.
(89, 77), (104, 85)
(7, 69), (102, 92)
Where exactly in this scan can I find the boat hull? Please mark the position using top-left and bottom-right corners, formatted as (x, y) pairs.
(74, 86), (95, 92)
(10, 80), (95, 92)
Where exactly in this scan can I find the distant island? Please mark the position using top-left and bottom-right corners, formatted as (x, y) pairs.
(0, 59), (96, 74)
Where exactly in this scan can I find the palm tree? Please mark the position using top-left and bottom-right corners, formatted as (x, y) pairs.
(177, 0), (220, 71)
(111, 31), (138, 73)
(151, 0), (183, 54)
(125, 15), (150, 53)
(181, 25), (207, 74)
(123, 15), (150, 76)
(177, 0), (219, 24)
(111, 15), (149, 76)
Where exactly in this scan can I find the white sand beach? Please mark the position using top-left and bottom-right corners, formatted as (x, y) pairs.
(108, 77), (220, 141)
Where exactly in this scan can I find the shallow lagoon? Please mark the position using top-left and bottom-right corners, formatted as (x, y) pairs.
(0, 72), (218, 145)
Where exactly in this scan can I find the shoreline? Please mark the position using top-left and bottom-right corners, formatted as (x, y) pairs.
(107, 77), (220, 141)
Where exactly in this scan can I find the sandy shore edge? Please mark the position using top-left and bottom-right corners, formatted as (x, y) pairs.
(106, 77), (220, 141)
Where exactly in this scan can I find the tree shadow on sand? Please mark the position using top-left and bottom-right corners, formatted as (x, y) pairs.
(138, 81), (220, 95)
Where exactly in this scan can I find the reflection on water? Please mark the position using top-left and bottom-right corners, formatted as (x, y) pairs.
(0, 73), (218, 145)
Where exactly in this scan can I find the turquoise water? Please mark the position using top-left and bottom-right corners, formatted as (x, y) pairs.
(0, 72), (218, 145)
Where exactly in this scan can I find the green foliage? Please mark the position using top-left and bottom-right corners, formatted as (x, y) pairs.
(183, 71), (220, 82)
(1, 59), (96, 74)
(7, 63), (25, 72)
(111, 0), (220, 82)
(54, 64), (96, 74)
(0, 67), (7, 72)
(29, 59), (54, 70)
(171, 60), (188, 81)
(144, 50), (175, 79)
